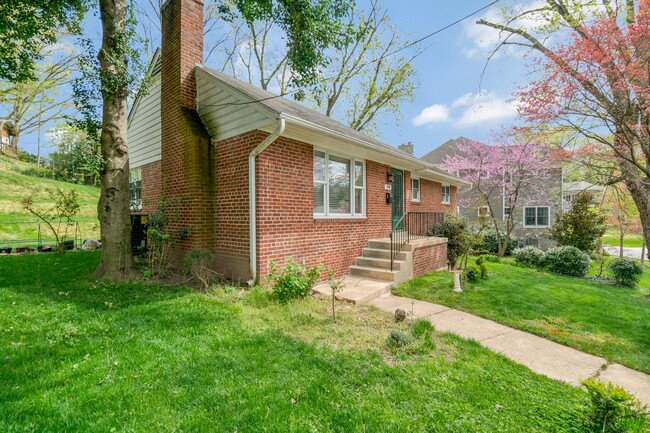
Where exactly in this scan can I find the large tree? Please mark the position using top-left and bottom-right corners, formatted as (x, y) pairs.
(0, 1), (86, 83)
(478, 0), (650, 258)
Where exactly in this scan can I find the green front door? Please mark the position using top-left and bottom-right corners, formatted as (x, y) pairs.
(391, 168), (404, 229)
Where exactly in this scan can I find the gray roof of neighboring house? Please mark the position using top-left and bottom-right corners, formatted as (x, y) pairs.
(420, 137), (468, 166)
(198, 65), (463, 182)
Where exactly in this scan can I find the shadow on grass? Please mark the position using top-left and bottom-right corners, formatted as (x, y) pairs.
(0, 250), (189, 311)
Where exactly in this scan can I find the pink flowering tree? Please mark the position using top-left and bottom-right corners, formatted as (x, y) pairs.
(445, 137), (554, 256)
(478, 0), (650, 258)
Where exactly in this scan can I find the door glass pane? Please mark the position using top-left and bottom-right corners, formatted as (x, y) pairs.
(525, 207), (536, 225)
(314, 151), (326, 182)
(329, 156), (350, 214)
(537, 207), (549, 226)
(314, 183), (325, 214)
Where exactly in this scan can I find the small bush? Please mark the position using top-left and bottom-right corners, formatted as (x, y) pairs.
(608, 259), (643, 287)
(545, 246), (591, 277)
(465, 265), (483, 283)
(478, 229), (518, 255)
(410, 319), (434, 339)
(267, 258), (324, 303)
(387, 330), (413, 348)
(513, 246), (547, 268)
(586, 275), (617, 286)
(580, 378), (648, 433)
(482, 254), (501, 263)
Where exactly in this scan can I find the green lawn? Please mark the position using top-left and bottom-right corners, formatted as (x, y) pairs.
(0, 252), (594, 432)
(394, 258), (650, 375)
(602, 230), (644, 248)
(0, 155), (100, 248)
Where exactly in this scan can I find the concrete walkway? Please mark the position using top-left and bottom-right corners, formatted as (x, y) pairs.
(369, 294), (650, 406)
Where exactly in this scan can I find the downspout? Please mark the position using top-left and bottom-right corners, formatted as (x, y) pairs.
(248, 118), (285, 284)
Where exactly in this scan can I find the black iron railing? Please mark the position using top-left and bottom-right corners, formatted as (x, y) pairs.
(389, 212), (444, 271)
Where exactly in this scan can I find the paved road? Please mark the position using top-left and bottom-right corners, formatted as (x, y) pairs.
(604, 246), (646, 260)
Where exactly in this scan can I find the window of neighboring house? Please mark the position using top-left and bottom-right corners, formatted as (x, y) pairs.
(564, 194), (575, 203)
(524, 206), (549, 227)
(503, 205), (512, 220)
(442, 185), (450, 204)
(411, 177), (420, 202)
(478, 205), (490, 217)
(314, 150), (365, 217)
(129, 168), (142, 211)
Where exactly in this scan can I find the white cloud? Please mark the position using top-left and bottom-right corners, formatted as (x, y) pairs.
(411, 104), (450, 126)
(453, 91), (518, 128)
(462, 0), (548, 59)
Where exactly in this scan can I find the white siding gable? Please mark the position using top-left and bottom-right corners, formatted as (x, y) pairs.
(128, 78), (161, 168)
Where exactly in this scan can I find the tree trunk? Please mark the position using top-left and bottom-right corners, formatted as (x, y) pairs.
(95, 0), (134, 282)
(622, 166), (650, 263)
(619, 229), (624, 258)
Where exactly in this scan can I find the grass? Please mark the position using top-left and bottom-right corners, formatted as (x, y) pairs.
(0, 155), (100, 248)
(602, 230), (644, 248)
(394, 257), (650, 375)
(0, 252), (594, 432)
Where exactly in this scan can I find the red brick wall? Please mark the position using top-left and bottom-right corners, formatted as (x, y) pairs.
(404, 172), (457, 214)
(413, 243), (448, 277)
(140, 161), (162, 214)
(160, 0), (214, 253)
(213, 130), (267, 281)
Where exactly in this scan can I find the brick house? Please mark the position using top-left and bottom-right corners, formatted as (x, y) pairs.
(127, 0), (468, 284)
(0, 120), (17, 156)
(422, 137), (563, 250)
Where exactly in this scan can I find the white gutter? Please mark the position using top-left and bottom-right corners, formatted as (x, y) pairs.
(248, 118), (285, 284)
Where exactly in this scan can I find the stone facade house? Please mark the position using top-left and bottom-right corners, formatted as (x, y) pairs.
(127, 0), (468, 284)
(422, 137), (563, 249)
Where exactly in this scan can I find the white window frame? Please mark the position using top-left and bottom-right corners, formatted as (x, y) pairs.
(503, 205), (512, 221)
(523, 206), (550, 228)
(441, 185), (450, 205)
(411, 177), (420, 202)
(313, 149), (366, 218)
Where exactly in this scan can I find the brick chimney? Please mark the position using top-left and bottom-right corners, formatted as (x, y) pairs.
(160, 0), (214, 252)
(398, 141), (414, 156)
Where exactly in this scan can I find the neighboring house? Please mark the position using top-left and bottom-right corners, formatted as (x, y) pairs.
(0, 120), (17, 156)
(127, 0), (468, 284)
(563, 181), (604, 211)
(422, 137), (563, 249)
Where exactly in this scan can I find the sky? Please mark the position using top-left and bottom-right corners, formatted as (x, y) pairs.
(18, 0), (535, 159)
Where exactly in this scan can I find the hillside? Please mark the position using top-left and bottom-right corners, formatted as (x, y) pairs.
(0, 154), (101, 249)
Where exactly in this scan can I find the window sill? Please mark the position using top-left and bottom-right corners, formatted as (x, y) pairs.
(442, 202), (450, 205)
(523, 225), (549, 228)
(411, 199), (420, 203)
(314, 215), (367, 220)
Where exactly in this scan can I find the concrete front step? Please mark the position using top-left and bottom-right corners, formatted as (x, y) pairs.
(312, 276), (392, 305)
(362, 247), (408, 261)
(349, 265), (397, 281)
(356, 256), (403, 271)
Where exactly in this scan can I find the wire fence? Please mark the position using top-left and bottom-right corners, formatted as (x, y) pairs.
(0, 221), (82, 253)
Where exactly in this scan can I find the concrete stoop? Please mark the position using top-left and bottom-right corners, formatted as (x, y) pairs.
(312, 276), (392, 305)
(348, 238), (412, 285)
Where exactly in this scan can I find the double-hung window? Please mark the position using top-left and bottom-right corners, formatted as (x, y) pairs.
(441, 185), (450, 204)
(411, 178), (420, 202)
(524, 206), (549, 227)
(129, 168), (142, 211)
(314, 150), (365, 217)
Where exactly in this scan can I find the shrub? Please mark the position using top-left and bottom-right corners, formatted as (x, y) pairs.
(608, 259), (643, 287)
(478, 229), (518, 255)
(475, 256), (489, 279)
(387, 330), (413, 348)
(549, 191), (606, 253)
(410, 319), (434, 339)
(512, 246), (547, 268)
(545, 246), (591, 277)
(465, 264), (483, 283)
(439, 213), (468, 268)
(482, 254), (501, 263)
(586, 275), (617, 286)
(267, 258), (324, 303)
(580, 378), (648, 433)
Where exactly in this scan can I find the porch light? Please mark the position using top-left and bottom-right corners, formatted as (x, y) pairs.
(387, 172), (394, 183)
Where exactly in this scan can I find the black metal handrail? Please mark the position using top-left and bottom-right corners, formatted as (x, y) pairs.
(389, 212), (444, 271)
